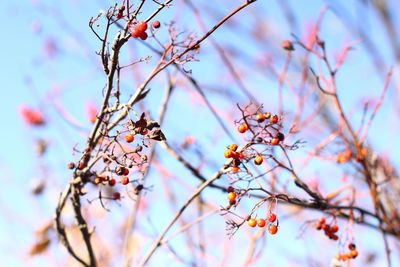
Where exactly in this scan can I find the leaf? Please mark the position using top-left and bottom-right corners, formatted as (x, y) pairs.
(148, 129), (166, 141)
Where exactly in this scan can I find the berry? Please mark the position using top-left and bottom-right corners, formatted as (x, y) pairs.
(78, 163), (85, 170)
(282, 40), (294, 51)
(348, 243), (356, 250)
(109, 178), (116, 186)
(152, 20), (160, 28)
(271, 137), (280, 146)
(113, 192), (121, 200)
(141, 129), (149, 135)
(318, 217), (326, 224)
(332, 234), (339, 241)
(264, 112), (271, 119)
(224, 149), (233, 158)
(116, 12), (122, 19)
(229, 144), (238, 151)
(94, 177), (102, 184)
(351, 249), (358, 258)
(137, 21), (148, 32)
(254, 156), (263, 165)
(67, 162), (75, 169)
(231, 166), (239, 173)
(276, 132), (285, 141)
(139, 31), (148, 41)
(125, 134), (134, 143)
(115, 166), (125, 176)
(257, 218), (266, 227)
(268, 224), (278, 234)
(238, 124), (248, 133)
(123, 168), (130, 176)
(248, 218), (257, 227)
(227, 192), (236, 201)
(256, 113), (265, 122)
(270, 114), (279, 124)
(227, 186), (234, 193)
(331, 224), (339, 233)
(268, 213), (277, 223)
(121, 176), (129, 185)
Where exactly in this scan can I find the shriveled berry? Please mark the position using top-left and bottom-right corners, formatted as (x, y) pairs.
(276, 132), (285, 141)
(227, 186), (235, 193)
(113, 192), (121, 200)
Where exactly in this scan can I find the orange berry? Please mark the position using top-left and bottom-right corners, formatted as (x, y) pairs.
(248, 218), (257, 227)
(224, 149), (233, 158)
(334, 253), (341, 260)
(268, 213), (277, 223)
(318, 217), (326, 224)
(227, 192), (236, 201)
(256, 113), (265, 122)
(332, 234), (339, 241)
(254, 156), (263, 165)
(78, 163), (85, 170)
(271, 137), (280, 146)
(231, 166), (239, 173)
(270, 114), (279, 124)
(268, 224), (278, 234)
(152, 20), (161, 28)
(229, 144), (238, 151)
(121, 176), (129, 185)
(238, 124), (248, 133)
(264, 112), (271, 119)
(109, 178), (116, 186)
(282, 40), (294, 51)
(331, 224), (339, 233)
(350, 249), (358, 258)
(257, 218), (266, 227)
(239, 153), (245, 159)
(125, 134), (134, 143)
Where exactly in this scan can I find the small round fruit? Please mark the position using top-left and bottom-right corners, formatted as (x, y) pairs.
(94, 177), (102, 184)
(264, 112), (271, 119)
(139, 31), (148, 40)
(268, 213), (277, 223)
(248, 218), (257, 227)
(231, 166), (239, 173)
(332, 234), (339, 241)
(271, 137), (280, 146)
(137, 21), (148, 32)
(227, 186), (234, 193)
(276, 132), (285, 141)
(152, 20), (160, 28)
(121, 176), (129, 185)
(125, 134), (134, 143)
(109, 178), (116, 186)
(229, 144), (238, 151)
(350, 249), (358, 258)
(78, 163), (85, 170)
(116, 12), (122, 19)
(270, 114), (279, 124)
(268, 224), (278, 234)
(318, 217), (326, 224)
(113, 192), (121, 200)
(67, 161), (75, 169)
(282, 40), (294, 51)
(224, 149), (233, 158)
(238, 124), (248, 133)
(254, 156), (263, 165)
(257, 218), (266, 227)
(227, 192), (236, 201)
(348, 243), (356, 250)
(256, 113), (265, 122)
(123, 168), (130, 176)
(331, 224), (339, 233)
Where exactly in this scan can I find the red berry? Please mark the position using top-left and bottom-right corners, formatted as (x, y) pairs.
(318, 217), (326, 224)
(138, 31), (148, 40)
(123, 168), (129, 176)
(332, 234), (339, 241)
(67, 162), (75, 169)
(254, 156), (263, 165)
(141, 129), (149, 135)
(282, 40), (294, 51)
(227, 186), (235, 193)
(137, 21), (148, 32)
(268, 213), (277, 223)
(268, 224), (278, 234)
(248, 218), (257, 227)
(78, 163), (85, 170)
(113, 192), (121, 200)
(109, 178), (116, 186)
(351, 249), (358, 258)
(271, 137), (280, 146)
(121, 176), (129, 185)
(270, 115), (279, 124)
(331, 224), (339, 233)
(125, 134), (134, 143)
(227, 192), (236, 201)
(348, 243), (356, 250)
(152, 20), (160, 28)
(238, 124), (248, 133)
(116, 12), (122, 19)
(257, 218), (266, 227)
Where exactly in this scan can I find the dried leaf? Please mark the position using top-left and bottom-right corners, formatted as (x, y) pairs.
(28, 238), (50, 256)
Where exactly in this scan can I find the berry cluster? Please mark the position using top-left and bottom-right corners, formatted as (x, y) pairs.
(129, 21), (148, 40)
(335, 243), (358, 261)
(115, 5), (125, 19)
(316, 217), (339, 241)
(247, 213), (278, 235)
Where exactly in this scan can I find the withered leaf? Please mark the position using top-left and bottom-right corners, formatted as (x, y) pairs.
(148, 129), (166, 141)
(146, 120), (160, 130)
(134, 113), (147, 128)
(28, 238), (50, 256)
